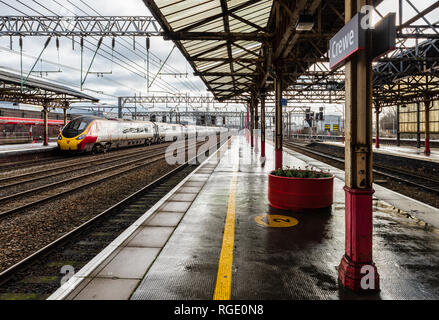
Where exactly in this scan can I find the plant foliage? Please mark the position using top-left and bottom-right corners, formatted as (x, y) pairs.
(271, 166), (332, 178)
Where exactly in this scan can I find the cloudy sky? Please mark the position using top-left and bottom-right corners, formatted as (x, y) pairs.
(0, 0), (222, 114)
(0, 0), (437, 116)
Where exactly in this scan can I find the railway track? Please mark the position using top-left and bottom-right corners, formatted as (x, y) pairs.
(0, 140), (181, 189)
(283, 141), (439, 195)
(0, 137), (229, 300)
(0, 141), (175, 181)
(0, 153), (70, 171)
(0, 140), (201, 219)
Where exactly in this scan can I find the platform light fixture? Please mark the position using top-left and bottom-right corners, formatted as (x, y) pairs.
(296, 13), (314, 31)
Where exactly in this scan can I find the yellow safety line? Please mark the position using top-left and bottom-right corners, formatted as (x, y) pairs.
(213, 167), (239, 300)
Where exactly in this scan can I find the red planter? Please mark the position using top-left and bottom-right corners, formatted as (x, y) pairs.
(268, 173), (334, 211)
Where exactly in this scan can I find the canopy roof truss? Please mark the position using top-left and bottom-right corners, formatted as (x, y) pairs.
(144, 0), (439, 107)
(0, 70), (98, 108)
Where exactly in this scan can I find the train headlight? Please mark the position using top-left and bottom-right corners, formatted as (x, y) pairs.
(58, 135), (62, 140)
(76, 134), (86, 140)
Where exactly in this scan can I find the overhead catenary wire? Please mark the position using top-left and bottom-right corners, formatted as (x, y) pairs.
(0, 0), (203, 95)
(11, 0), (179, 94)
(0, 44), (176, 99)
(0, 0), (234, 114)
(75, 0), (202, 93)
(55, 0), (198, 93)
(38, 0), (179, 93)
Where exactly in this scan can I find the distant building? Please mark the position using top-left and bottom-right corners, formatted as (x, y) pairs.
(317, 114), (342, 134)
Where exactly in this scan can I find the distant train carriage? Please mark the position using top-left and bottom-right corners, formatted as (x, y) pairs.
(57, 116), (227, 153)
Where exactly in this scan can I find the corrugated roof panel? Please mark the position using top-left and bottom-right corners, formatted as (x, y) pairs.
(213, 83), (234, 89)
(149, 0), (274, 101)
(233, 63), (255, 72)
(160, 0), (216, 16)
(188, 44), (228, 57)
(183, 40), (225, 54)
(228, 18), (257, 33)
(169, 7), (223, 29)
(188, 18), (225, 32)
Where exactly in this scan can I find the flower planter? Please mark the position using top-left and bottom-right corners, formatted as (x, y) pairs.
(268, 172), (334, 211)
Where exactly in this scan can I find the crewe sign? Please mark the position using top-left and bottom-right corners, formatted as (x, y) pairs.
(329, 11), (396, 69)
(329, 13), (365, 69)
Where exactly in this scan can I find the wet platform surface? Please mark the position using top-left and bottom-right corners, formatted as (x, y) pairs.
(322, 141), (439, 163)
(50, 135), (439, 300)
(132, 136), (439, 300)
(0, 142), (57, 157)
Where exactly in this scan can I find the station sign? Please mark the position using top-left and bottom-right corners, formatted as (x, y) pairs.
(329, 11), (396, 69)
(329, 13), (365, 70)
(333, 124), (339, 131)
(324, 124), (330, 130)
(280, 98), (288, 106)
(372, 12), (396, 60)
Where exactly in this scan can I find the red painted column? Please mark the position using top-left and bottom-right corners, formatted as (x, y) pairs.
(43, 105), (49, 146)
(338, 0), (379, 293)
(260, 91), (266, 158)
(274, 75), (282, 169)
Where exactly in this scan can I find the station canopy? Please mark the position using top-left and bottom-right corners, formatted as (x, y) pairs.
(0, 69), (98, 108)
(144, 0), (385, 103)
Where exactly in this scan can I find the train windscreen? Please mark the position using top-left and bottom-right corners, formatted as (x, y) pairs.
(62, 117), (94, 138)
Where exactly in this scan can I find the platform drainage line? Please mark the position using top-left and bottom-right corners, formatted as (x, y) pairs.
(213, 166), (239, 300)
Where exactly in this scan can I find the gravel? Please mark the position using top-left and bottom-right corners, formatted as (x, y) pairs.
(0, 142), (192, 273)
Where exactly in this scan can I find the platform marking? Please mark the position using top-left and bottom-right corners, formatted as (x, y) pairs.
(213, 165), (239, 300)
(254, 214), (299, 228)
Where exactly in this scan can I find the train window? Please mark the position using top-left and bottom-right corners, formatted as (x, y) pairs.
(62, 117), (93, 138)
(78, 122), (87, 131)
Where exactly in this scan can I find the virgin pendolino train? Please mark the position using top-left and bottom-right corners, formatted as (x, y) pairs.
(57, 116), (227, 153)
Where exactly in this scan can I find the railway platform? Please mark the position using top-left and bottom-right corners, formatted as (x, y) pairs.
(49, 135), (439, 300)
(321, 141), (439, 163)
(0, 141), (57, 158)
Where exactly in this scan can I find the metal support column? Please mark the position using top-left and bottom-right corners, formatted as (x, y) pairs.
(338, 0), (379, 292)
(250, 100), (254, 148)
(424, 99), (431, 156)
(43, 105), (49, 146)
(254, 93), (259, 152)
(118, 97), (123, 119)
(275, 75), (283, 169)
(416, 102), (421, 148)
(63, 107), (67, 126)
(288, 111), (292, 138)
(260, 91), (266, 158)
(396, 105), (400, 146)
(375, 105), (380, 149)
